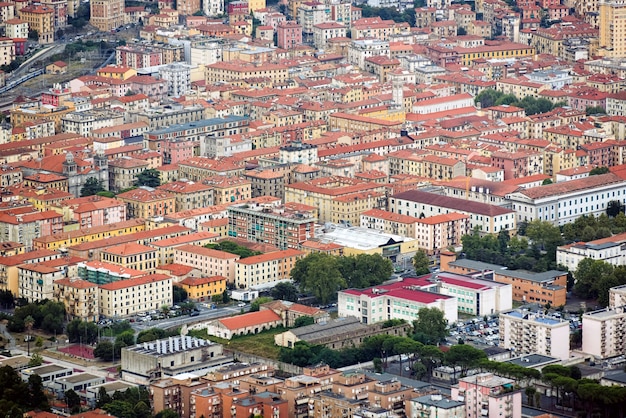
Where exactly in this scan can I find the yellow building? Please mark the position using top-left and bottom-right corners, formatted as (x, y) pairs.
(116, 187), (176, 219)
(11, 102), (75, 131)
(248, 0), (266, 12)
(285, 176), (386, 224)
(199, 218), (229, 237)
(331, 191), (386, 226)
(235, 249), (303, 289)
(599, 0), (626, 57)
(99, 273), (172, 317)
(90, 0), (124, 31)
(177, 275), (226, 302)
(0, 249), (60, 295)
(148, 231), (219, 265)
(101, 243), (158, 272)
(203, 176), (251, 205)
(96, 65), (137, 80)
(458, 42), (535, 66)
(32, 218), (146, 251)
(328, 112), (403, 132)
(53, 278), (99, 322)
(18, 5), (54, 43)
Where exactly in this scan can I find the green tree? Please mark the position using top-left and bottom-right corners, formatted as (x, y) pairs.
(65, 389), (81, 414)
(249, 296), (273, 312)
(40, 300), (65, 334)
(27, 353), (43, 367)
(412, 249), (431, 275)
(337, 253), (393, 288)
(445, 344), (487, 376)
(586, 106), (606, 115)
(80, 177), (105, 197)
(293, 316), (315, 328)
(524, 219), (563, 260)
(28, 29), (39, 41)
(222, 289), (230, 304)
(474, 88), (502, 108)
(271, 282), (299, 302)
(173, 285), (187, 303)
(590, 166), (610, 175)
(542, 178), (553, 185)
(607, 200), (624, 217)
(96, 387), (112, 408)
(412, 307), (448, 345)
(96, 190), (116, 198)
(94, 341), (114, 361)
(155, 410), (179, 418)
(27, 374), (48, 410)
(291, 253), (346, 304)
(134, 168), (161, 187)
(573, 258), (614, 300)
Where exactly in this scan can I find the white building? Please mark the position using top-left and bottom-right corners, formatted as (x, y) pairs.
(407, 393), (465, 418)
(557, 231), (626, 273)
(450, 373), (521, 418)
(412, 93), (474, 114)
(279, 141), (318, 165)
(158, 63), (191, 97)
(506, 173), (626, 226)
(202, 135), (252, 158)
(98, 273), (172, 318)
(312, 22), (346, 49)
(203, 0), (223, 16)
(347, 39), (390, 70)
(61, 110), (125, 137)
(499, 310), (570, 360)
(390, 189), (517, 235)
(525, 69), (573, 89)
(190, 42), (222, 66)
(582, 305), (626, 359)
(338, 278), (458, 325)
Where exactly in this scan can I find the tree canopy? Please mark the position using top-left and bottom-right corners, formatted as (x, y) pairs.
(412, 307), (448, 345)
(573, 259), (626, 306)
(204, 241), (262, 258)
(134, 168), (161, 188)
(474, 89), (564, 115)
(80, 177), (105, 197)
(412, 249), (431, 275)
(271, 282), (299, 302)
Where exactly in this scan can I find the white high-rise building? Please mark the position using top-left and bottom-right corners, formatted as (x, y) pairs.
(499, 310), (570, 360)
(203, 0), (223, 17)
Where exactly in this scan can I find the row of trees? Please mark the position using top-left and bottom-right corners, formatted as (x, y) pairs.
(81, 169), (161, 197)
(204, 240), (262, 258)
(0, 366), (48, 417)
(461, 220), (565, 273)
(93, 323), (180, 361)
(7, 300), (65, 334)
(475, 89), (566, 115)
(562, 212), (626, 243)
(291, 253), (393, 304)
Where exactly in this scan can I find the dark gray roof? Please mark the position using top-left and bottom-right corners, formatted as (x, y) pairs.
(411, 394), (464, 409)
(449, 258), (507, 272)
(498, 269), (567, 283)
(504, 354), (559, 368)
(290, 317), (366, 341)
(602, 371), (626, 384)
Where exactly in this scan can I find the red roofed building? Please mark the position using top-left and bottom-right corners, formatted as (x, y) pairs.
(205, 309), (283, 339)
(261, 299), (329, 327)
(101, 243), (158, 273)
(53, 277), (99, 321)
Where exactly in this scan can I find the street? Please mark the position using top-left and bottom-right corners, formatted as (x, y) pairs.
(130, 303), (249, 331)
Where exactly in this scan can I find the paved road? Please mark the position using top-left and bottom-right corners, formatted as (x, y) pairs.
(131, 304), (249, 331)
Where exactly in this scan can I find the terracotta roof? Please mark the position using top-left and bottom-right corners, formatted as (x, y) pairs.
(175, 244), (240, 259)
(103, 243), (155, 256)
(392, 190), (514, 217)
(54, 277), (97, 289)
(218, 310), (282, 331)
(235, 249), (303, 265)
(179, 275), (226, 286)
(516, 172), (624, 200)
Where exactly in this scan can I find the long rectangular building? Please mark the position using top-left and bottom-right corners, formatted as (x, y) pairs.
(506, 172), (626, 226)
(389, 189), (516, 234)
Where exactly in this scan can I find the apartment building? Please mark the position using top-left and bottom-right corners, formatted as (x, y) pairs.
(286, 177), (386, 224)
(205, 61), (288, 86)
(499, 309), (570, 360)
(313, 22), (346, 49)
(389, 190), (516, 235)
(100, 243), (158, 273)
(414, 213), (470, 255)
(99, 273), (172, 318)
(276, 21), (302, 49)
(557, 231), (626, 273)
(176, 157), (246, 181)
(173, 244), (239, 283)
(157, 180), (214, 212)
(116, 187), (176, 219)
(18, 261), (66, 302)
(228, 201), (316, 250)
(451, 373), (521, 418)
(0, 249), (61, 295)
(582, 305), (626, 359)
(77, 261), (145, 285)
(235, 249), (304, 289)
(494, 269), (567, 306)
(203, 176), (251, 205)
(108, 157), (149, 192)
(506, 172), (626, 226)
(178, 275), (227, 302)
(90, 0), (124, 31)
(0, 210), (63, 250)
(244, 170), (285, 200)
(338, 279), (458, 325)
(18, 5), (54, 43)
(52, 195), (126, 229)
(147, 231), (219, 265)
(360, 208), (418, 238)
(53, 277), (99, 322)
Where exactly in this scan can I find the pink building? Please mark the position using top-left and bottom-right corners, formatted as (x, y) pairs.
(165, 139), (195, 165)
(116, 45), (162, 69)
(56, 195), (127, 229)
(276, 20), (302, 49)
(451, 373), (521, 418)
(265, 13), (286, 31)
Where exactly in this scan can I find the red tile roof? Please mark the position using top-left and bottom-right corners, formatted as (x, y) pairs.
(218, 310), (282, 331)
(99, 273), (171, 291)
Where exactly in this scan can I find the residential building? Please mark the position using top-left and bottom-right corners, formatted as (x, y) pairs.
(99, 273), (172, 319)
(360, 208), (419, 238)
(147, 231), (219, 266)
(313, 22), (346, 49)
(173, 244), (240, 283)
(116, 186), (176, 219)
(338, 278), (458, 325)
(18, 261), (66, 302)
(228, 201), (316, 250)
(582, 305), (626, 359)
(159, 63), (191, 97)
(177, 275), (227, 302)
(450, 373), (521, 418)
(100, 243), (158, 273)
(557, 231), (626, 273)
(157, 180), (214, 212)
(277, 21), (302, 49)
(108, 157), (149, 192)
(279, 141), (318, 165)
(506, 173), (626, 226)
(234, 248), (304, 289)
(53, 277), (98, 322)
(18, 5), (54, 43)
(599, 0), (626, 57)
(4, 19), (26, 40)
(389, 190), (516, 235)
(203, 176), (251, 205)
(407, 393), (466, 418)
(0, 249), (61, 295)
(90, 0), (124, 31)
(244, 170), (285, 200)
(77, 261), (145, 285)
(0, 209), (63, 250)
(51, 195), (126, 229)
(499, 309), (570, 360)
